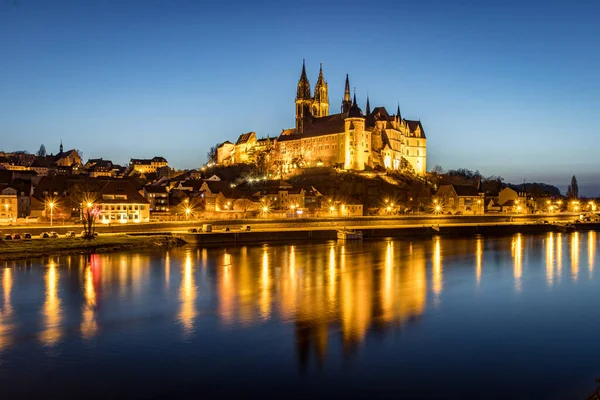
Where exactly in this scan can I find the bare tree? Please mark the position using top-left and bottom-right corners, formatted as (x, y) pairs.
(206, 143), (219, 164)
(36, 144), (47, 157)
(69, 183), (101, 239)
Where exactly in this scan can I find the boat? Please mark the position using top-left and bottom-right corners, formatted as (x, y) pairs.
(337, 229), (363, 240)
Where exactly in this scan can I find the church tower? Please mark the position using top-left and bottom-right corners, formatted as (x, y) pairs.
(295, 59), (313, 133)
(341, 74), (352, 114)
(312, 63), (329, 118)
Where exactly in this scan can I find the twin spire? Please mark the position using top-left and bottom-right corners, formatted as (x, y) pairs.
(298, 60), (402, 120)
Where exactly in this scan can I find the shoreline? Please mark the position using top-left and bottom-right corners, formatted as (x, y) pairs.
(0, 234), (184, 262)
(2, 222), (598, 262)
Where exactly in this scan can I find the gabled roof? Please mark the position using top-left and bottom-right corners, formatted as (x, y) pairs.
(218, 141), (233, 148)
(453, 185), (481, 197)
(278, 114), (345, 142)
(143, 185), (168, 194)
(202, 180), (234, 195)
(236, 131), (256, 145)
(437, 184), (481, 197)
(100, 180), (148, 204)
(405, 120), (426, 139)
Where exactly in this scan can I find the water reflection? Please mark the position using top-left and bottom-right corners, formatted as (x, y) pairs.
(179, 250), (197, 337)
(0, 268), (14, 350)
(0, 232), (599, 371)
(432, 237), (443, 299)
(512, 234), (523, 292)
(589, 231), (596, 279)
(81, 257), (98, 340)
(571, 232), (580, 281)
(546, 232), (554, 287)
(476, 237), (483, 285)
(40, 259), (62, 346)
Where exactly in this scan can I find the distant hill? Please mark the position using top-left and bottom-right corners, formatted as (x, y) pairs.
(506, 182), (561, 197)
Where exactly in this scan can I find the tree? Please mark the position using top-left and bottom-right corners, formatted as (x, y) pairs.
(36, 144), (47, 157)
(207, 143), (219, 164)
(566, 175), (579, 199)
(69, 183), (101, 239)
(431, 165), (444, 174)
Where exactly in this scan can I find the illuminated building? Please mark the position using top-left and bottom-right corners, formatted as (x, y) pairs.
(217, 61), (427, 175)
(129, 157), (168, 174)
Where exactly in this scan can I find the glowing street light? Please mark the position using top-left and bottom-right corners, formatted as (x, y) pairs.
(48, 200), (55, 226)
(185, 207), (191, 220)
(435, 205), (441, 213)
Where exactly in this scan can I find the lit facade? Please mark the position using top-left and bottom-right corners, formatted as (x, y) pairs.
(130, 157), (168, 174)
(216, 62), (427, 175)
(0, 187), (18, 224)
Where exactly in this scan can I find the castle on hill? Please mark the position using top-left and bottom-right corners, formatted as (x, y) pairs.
(217, 61), (427, 175)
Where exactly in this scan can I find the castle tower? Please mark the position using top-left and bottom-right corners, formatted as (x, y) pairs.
(344, 92), (367, 170)
(295, 59), (313, 133)
(341, 74), (352, 114)
(59, 140), (63, 154)
(312, 63), (329, 118)
(365, 94), (371, 116)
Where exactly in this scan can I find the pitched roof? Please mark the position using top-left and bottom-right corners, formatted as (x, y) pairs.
(453, 185), (481, 196)
(218, 141), (233, 148)
(100, 180), (148, 204)
(143, 185), (169, 194)
(278, 114), (345, 142)
(236, 132), (256, 145)
(405, 120), (426, 138)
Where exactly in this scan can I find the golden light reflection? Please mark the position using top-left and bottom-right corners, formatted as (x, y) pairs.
(0, 268), (14, 350)
(556, 233), (563, 283)
(213, 242), (427, 356)
(218, 251), (234, 325)
(546, 232), (554, 287)
(475, 237), (483, 286)
(328, 245), (336, 310)
(570, 232), (579, 282)
(381, 241), (394, 321)
(81, 265), (97, 339)
(41, 260), (62, 346)
(512, 234), (523, 292)
(165, 251), (170, 287)
(588, 231), (596, 279)
(432, 237), (443, 297)
(178, 251), (196, 336)
(260, 248), (272, 320)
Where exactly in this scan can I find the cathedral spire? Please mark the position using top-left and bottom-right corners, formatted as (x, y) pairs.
(60, 140), (63, 154)
(341, 74), (352, 114)
(352, 89), (357, 106)
(296, 59), (311, 100)
(344, 74), (351, 102)
(366, 94), (371, 116)
(313, 62), (329, 117)
(397, 103), (402, 120)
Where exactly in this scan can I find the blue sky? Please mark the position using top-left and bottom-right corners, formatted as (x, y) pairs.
(1, 0), (599, 194)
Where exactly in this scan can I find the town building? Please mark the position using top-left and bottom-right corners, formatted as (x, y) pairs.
(216, 61), (427, 175)
(435, 184), (485, 215)
(143, 185), (170, 213)
(129, 157), (168, 174)
(96, 181), (150, 223)
(0, 186), (18, 224)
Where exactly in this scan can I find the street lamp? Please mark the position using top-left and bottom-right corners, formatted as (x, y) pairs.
(185, 207), (191, 220)
(48, 201), (55, 226)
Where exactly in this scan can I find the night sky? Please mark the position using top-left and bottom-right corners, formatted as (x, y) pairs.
(1, 0), (599, 194)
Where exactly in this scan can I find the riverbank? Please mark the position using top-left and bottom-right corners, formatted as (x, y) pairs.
(0, 234), (184, 262)
(176, 221), (600, 246)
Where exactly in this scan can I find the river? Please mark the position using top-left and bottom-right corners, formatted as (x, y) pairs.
(0, 232), (599, 399)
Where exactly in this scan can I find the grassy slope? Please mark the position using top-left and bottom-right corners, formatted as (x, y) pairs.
(0, 235), (180, 261)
